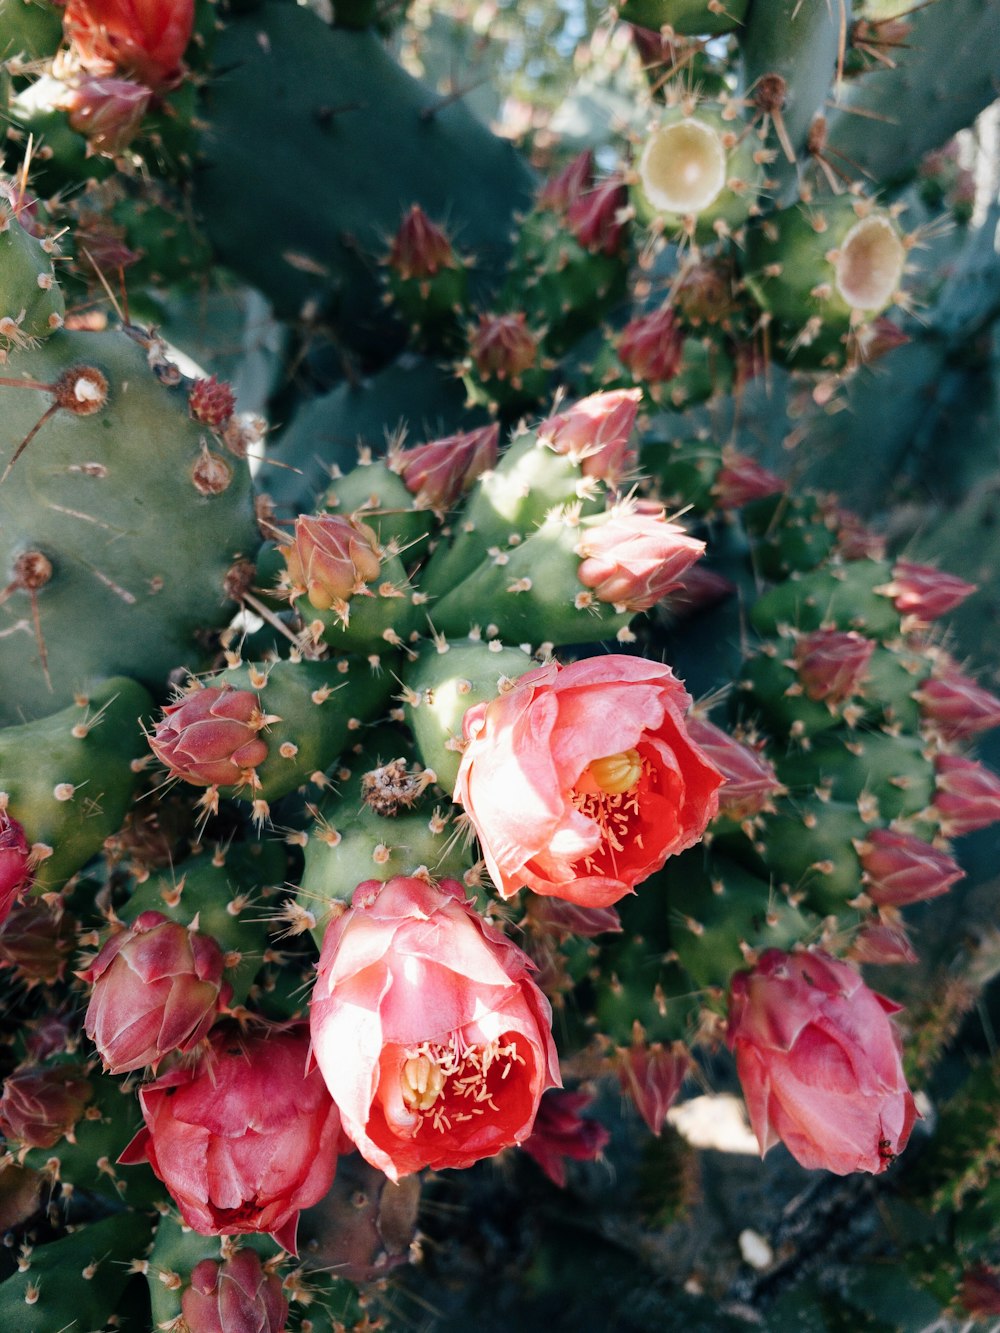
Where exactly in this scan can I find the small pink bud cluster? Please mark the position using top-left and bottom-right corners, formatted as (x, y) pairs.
(189, 375), (238, 431)
(616, 305), (684, 385)
(149, 686), (270, 789)
(394, 423), (499, 512)
(575, 508), (705, 611)
(857, 828), (964, 906)
(279, 512), (382, 614)
(536, 151), (628, 255)
(0, 899), (77, 985)
(388, 204), (459, 280)
(469, 312), (541, 385)
(537, 389), (640, 483)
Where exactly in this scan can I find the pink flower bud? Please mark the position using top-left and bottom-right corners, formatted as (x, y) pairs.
(25, 1013), (78, 1062)
(189, 375), (237, 430)
(617, 305), (684, 384)
(615, 1041), (691, 1136)
(857, 828), (964, 906)
(63, 0), (194, 91)
(279, 513), (382, 613)
(469, 312), (540, 383)
(0, 1064), (93, 1149)
(794, 629), (875, 704)
(728, 949), (918, 1174)
(394, 423), (499, 511)
(537, 389), (640, 481)
(933, 754), (1000, 836)
(65, 76), (151, 155)
(847, 920), (918, 966)
(887, 559), (977, 620)
(575, 510), (705, 611)
(915, 666), (1000, 741)
(674, 258), (740, 326)
(521, 1087), (610, 1187)
(119, 1022), (340, 1254)
(80, 911), (230, 1074)
(525, 896), (622, 938)
(0, 900), (77, 984)
(181, 1250), (289, 1333)
(388, 204), (458, 280)
(537, 150), (593, 213)
(959, 1264), (1000, 1319)
(0, 810), (33, 924)
(663, 565), (737, 619)
(830, 507), (886, 561)
(566, 176), (629, 256)
(149, 686), (270, 788)
(713, 452), (786, 510)
(683, 716), (782, 820)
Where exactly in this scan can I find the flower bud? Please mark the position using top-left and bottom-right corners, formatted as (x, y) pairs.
(0, 809), (33, 923)
(388, 204), (459, 280)
(0, 1064), (93, 1149)
(615, 1041), (692, 1136)
(794, 628), (874, 704)
(958, 1264), (1000, 1319)
(915, 666), (1000, 741)
(664, 564), (737, 619)
(64, 76), (151, 155)
(521, 1088), (610, 1186)
(857, 827), (964, 906)
(537, 150), (593, 213)
(0, 900), (77, 984)
(80, 911), (230, 1073)
(887, 559), (977, 620)
(566, 177), (629, 256)
(683, 716), (782, 819)
(537, 389), (640, 482)
(847, 919), (918, 966)
(279, 513), (382, 613)
(617, 305), (684, 384)
(933, 754), (1000, 836)
(181, 1250), (288, 1333)
(575, 509), (705, 611)
(524, 896), (623, 939)
(469, 312), (540, 383)
(394, 424), (499, 512)
(713, 452), (786, 510)
(149, 686), (270, 788)
(189, 375), (237, 430)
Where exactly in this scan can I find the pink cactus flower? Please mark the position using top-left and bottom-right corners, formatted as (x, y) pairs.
(887, 559), (977, 621)
(617, 305), (684, 384)
(575, 509), (706, 611)
(537, 389), (641, 482)
(79, 911), (229, 1074)
(521, 1087), (610, 1186)
(388, 204), (459, 280)
(615, 1040), (692, 1136)
(566, 177), (629, 256)
(857, 827), (964, 906)
(0, 1064), (93, 1149)
(713, 452), (786, 510)
(119, 1023), (340, 1254)
(537, 150), (594, 214)
(64, 76), (151, 155)
(915, 666), (1000, 741)
(727, 948), (919, 1174)
(149, 686), (270, 789)
(794, 628), (875, 705)
(933, 754), (1000, 836)
(181, 1249), (289, 1333)
(395, 423), (499, 512)
(454, 655), (723, 907)
(469, 312), (540, 383)
(683, 715), (782, 820)
(310, 876), (560, 1182)
(279, 513), (382, 614)
(63, 0), (195, 91)
(0, 809), (33, 925)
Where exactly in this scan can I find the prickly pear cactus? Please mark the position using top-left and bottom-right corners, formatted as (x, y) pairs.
(1, 0), (1000, 1329)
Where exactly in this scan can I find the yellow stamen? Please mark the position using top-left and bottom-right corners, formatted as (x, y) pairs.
(400, 1055), (446, 1111)
(587, 748), (642, 795)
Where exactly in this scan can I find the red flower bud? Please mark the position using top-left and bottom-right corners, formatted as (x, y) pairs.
(537, 389), (640, 482)
(933, 754), (1000, 836)
(388, 204), (458, 280)
(830, 507), (886, 561)
(537, 150), (593, 214)
(63, 0), (195, 91)
(119, 1023), (340, 1254)
(617, 305), (684, 384)
(0, 1064), (93, 1149)
(469, 312), (540, 383)
(958, 1264), (1000, 1319)
(728, 949), (918, 1174)
(149, 686), (270, 789)
(521, 1087), (610, 1186)
(80, 911), (230, 1073)
(847, 919), (918, 966)
(525, 896), (623, 939)
(887, 559), (977, 620)
(915, 666), (1000, 741)
(674, 257), (740, 326)
(713, 452), (786, 510)
(64, 76), (151, 155)
(575, 509), (706, 611)
(0, 900), (77, 984)
(566, 177), (629, 256)
(181, 1250), (288, 1333)
(663, 564), (737, 618)
(279, 513), (382, 613)
(794, 628), (875, 704)
(189, 375), (237, 430)
(615, 1041), (691, 1136)
(0, 809), (33, 924)
(857, 827), (964, 906)
(683, 715), (782, 820)
(394, 424), (499, 512)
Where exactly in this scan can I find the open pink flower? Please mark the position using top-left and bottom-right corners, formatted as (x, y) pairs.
(454, 656), (723, 907)
(119, 1023), (340, 1254)
(727, 949), (918, 1175)
(310, 876), (560, 1183)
